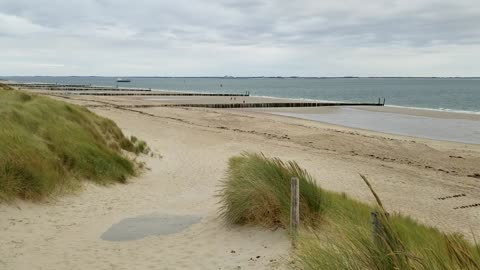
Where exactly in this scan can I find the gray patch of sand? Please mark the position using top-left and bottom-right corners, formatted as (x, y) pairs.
(101, 214), (202, 241)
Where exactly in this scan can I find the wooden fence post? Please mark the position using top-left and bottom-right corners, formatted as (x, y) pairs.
(291, 177), (300, 246)
(371, 211), (389, 246)
(371, 211), (381, 244)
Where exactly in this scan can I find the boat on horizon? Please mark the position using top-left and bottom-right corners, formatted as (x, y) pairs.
(116, 78), (131, 83)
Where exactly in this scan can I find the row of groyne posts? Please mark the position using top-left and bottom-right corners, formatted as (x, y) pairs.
(2, 83), (152, 91)
(133, 101), (385, 108)
(289, 177), (387, 247)
(5, 83), (250, 96)
(6, 82), (386, 108)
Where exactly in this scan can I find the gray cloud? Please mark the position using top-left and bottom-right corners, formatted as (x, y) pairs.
(0, 0), (479, 76)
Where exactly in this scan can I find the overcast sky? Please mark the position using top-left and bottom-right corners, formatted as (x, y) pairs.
(1, 0), (479, 76)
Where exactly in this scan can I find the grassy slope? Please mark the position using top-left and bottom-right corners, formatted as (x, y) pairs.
(218, 153), (480, 270)
(0, 85), (148, 201)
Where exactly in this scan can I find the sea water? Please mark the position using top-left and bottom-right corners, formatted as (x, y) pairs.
(4, 77), (480, 113)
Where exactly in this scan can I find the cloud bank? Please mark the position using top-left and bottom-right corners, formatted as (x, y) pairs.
(1, 0), (479, 76)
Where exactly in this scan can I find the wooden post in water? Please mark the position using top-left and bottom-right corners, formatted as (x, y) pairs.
(290, 177), (300, 246)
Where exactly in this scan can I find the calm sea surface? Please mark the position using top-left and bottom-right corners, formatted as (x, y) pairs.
(3, 76), (480, 113)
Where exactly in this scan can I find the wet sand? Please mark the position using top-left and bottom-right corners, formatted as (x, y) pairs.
(267, 108), (480, 144)
(252, 105), (480, 120)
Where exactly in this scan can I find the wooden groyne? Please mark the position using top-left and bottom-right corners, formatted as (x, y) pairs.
(6, 83), (77, 87)
(7, 83), (95, 88)
(44, 87), (151, 92)
(6, 82), (385, 107)
(7, 83), (152, 92)
(64, 92), (249, 97)
(6, 83), (250, 96)
(116, 102), (384, 109)
(177, 102), (384, 108)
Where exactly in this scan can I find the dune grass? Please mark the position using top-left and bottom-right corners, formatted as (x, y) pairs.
(218, 152), (480, 270)
(0, 85), (149, 201)
(218, 152), (327, 229)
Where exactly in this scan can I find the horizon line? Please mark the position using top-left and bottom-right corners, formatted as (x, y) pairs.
(2, 76), (480, 79)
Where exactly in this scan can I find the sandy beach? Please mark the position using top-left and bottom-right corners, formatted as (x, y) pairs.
(1, 92), (480, 269)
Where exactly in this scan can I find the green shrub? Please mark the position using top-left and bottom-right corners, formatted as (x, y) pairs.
(0, 89), (146, 201)
(218, 152), (327, 229)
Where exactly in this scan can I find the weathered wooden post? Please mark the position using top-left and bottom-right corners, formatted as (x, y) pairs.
(291, 177), (300, 246)
(371, 210), (389, 247)
(371, 211), (381, 244)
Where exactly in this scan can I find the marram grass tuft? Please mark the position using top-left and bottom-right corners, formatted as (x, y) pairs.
(217, 152), (327, 229)
(295, 175), (480, 270)
(0, 88), (148, 201)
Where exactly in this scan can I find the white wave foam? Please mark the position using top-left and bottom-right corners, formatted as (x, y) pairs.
(385, 105), (480, 115)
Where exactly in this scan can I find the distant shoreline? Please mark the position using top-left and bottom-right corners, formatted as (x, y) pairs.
(2, 76), (480, 79)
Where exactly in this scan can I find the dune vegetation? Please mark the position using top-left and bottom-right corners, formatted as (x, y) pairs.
(0, 84), (149, 201)
(218, 152), (480, 270)
(218, 152), (327, 229)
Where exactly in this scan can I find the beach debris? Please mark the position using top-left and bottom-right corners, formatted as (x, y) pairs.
(436, 194), (466, 200)
(468, 173), (480, 179)
(230, 250), (236, 254)
(454, 203), (480, 210)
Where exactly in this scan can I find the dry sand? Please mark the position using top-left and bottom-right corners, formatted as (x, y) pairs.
(1, 93), (480, 269)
